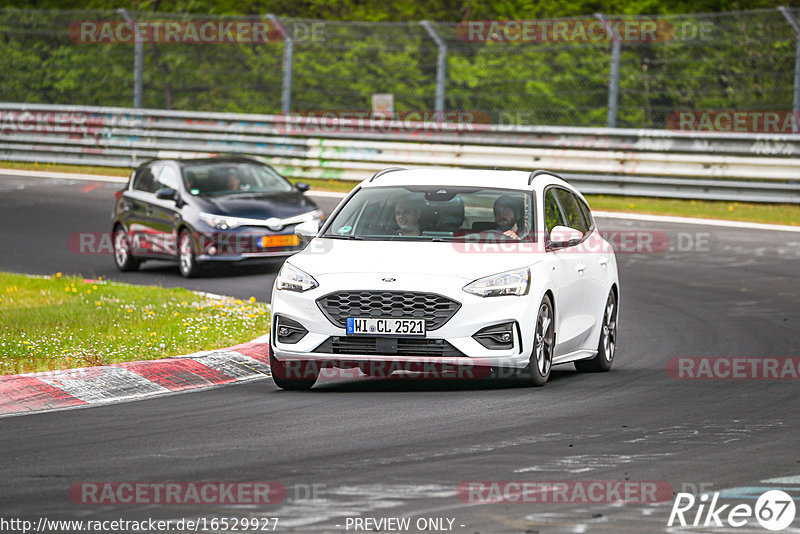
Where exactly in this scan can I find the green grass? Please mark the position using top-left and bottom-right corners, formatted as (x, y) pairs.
(2, 160), (798, 225)
(0, 272), (270, 376)
(0, 160), (131, 176)
(585, 195), (800, 227)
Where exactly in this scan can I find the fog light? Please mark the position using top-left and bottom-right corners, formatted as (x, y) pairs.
(275, 316), (308, 344)
(207, 245), (217, 255)
(473, 322), (516, 350)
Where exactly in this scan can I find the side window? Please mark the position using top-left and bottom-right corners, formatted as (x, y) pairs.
(132, 166), (157, 194)
(575, 196), (595, 232)
(544, 189), (565, 233)
(555, 188), (588, 234)
(156, 165), (180, 191)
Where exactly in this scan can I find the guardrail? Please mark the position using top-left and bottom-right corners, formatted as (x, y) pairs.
(1, 103), (799, 203)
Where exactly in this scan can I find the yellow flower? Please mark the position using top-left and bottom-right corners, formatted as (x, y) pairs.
(72, 288), (77, 293)
(728, 205), (734, 211)
(249, 296), (256, 303)
(150, 332), (156, 337)
(56, 272), (62, 278)
(92, 285), (98, 290)
(86, 290), (92, 294)
(95, 301), (102, 306)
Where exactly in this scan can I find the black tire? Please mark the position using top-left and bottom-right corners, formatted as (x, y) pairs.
(269, 344), (318, 390)
(112, 225), (140, 272)
(575, 290), (617, 373)
(178, 230), (203, 278)
(521, 295), (555, 387)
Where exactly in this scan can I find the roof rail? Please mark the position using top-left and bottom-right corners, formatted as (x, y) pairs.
(368, 167), (406, 182)
(528, 169), (567, 185)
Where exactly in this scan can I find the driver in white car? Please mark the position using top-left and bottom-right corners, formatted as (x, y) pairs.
(493, 195), (524, 239)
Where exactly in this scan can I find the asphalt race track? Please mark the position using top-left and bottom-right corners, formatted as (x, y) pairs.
(1, 173), (800, 533)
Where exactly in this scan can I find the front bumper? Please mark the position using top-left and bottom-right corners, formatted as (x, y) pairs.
(270, 273), (538, 371)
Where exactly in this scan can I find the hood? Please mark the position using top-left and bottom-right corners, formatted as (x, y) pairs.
(289, 239), (545, 281)
(193, 191), (317, 219)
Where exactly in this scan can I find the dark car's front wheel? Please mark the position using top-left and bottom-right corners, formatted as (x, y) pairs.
(112, 225), (140, 272)
(178, 230), (202, 278)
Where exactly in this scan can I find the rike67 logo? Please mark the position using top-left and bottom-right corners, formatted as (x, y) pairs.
(668, 490), (796, 531)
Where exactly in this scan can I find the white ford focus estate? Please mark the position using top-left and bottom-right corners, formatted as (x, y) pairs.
(269, 168), (619, 390)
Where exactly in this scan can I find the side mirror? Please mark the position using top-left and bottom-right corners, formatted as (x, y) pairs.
(295, 220), (320, 242)
(295, 182), (311, 193)
(155, 188), (178, 201)
(547, 225), (583, 250)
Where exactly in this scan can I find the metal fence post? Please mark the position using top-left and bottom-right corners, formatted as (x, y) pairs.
(595, 13), (620, 128)
(779, 6), (800, 133)
(420, 20), (447, 116)
(118, 8), (142, 109)
(267, 14), (293, 114)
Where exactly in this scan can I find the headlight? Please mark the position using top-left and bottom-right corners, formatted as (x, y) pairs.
(198, 212), (243, 230)
(276, 262), (319, 292)
(463, 267), (530, 297)
(282, 209), (325, 226)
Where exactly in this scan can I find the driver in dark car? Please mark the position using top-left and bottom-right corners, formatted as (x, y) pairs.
(493, 195), (524, 239)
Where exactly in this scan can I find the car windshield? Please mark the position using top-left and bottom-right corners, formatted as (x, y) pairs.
(181, 162), (294, 196)
(323, 185), (535, 242)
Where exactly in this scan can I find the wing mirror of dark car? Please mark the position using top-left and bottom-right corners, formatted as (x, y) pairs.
(155, 188), (178, 201)
(547, 225), (583, 250)
(295, 220), (320, 242)
(295, 182), (311, 193)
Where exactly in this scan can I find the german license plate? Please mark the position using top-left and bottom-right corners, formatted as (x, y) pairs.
(261, 235), (299, 248)
(346, 317), (425, 337)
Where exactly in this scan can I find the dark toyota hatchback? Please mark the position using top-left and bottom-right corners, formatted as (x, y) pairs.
(111, 156), (323, 277)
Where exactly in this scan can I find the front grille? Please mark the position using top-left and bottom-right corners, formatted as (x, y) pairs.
(314, 337), (465, 358)
(316, 291), (460, 330)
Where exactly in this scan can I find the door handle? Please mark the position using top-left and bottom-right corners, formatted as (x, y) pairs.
(599, 257), (609, 266)
(575, 263), (586, 273)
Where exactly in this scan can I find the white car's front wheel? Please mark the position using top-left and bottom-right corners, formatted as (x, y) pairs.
(522, 295), (554, 387)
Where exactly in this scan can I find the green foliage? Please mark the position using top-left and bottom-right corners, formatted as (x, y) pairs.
(0, 6), (796, 128)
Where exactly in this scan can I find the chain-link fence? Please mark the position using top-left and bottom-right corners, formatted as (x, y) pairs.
(0, 7), (798, 129)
